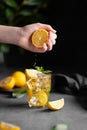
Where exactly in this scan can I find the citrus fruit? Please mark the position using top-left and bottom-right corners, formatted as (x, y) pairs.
(35, 91), (48, 107)
(26, 79), (33, 99)
(28, 90), (48, 107)
(25, 69), (43, 80)
(32, 29), (48, 48)
(0, 76), (15, 90)
(47, 98), (64, 110)
(0, 121), (21, 130)
(12, 71), (26, 87)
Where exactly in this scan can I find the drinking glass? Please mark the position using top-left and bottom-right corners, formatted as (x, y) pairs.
(27, 73), (51, 107)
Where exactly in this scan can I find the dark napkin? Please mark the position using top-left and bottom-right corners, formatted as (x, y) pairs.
(52, 73), (87, 95)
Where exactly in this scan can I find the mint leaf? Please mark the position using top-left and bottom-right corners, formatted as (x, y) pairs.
(35, 66), (52, 74)
(51, 124), (68, 130)
(12, 88), (27, 98)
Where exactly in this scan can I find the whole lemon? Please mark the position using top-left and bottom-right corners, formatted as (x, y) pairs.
(12, 71), (26, 87)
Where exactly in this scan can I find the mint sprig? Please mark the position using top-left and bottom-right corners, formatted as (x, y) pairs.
(35, 66), (52, 74)
(51, 124), (68, 130)
(12, 88), (27, 98)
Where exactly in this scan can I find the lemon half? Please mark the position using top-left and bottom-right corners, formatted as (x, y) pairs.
(32, 29), (48, 48)
(0, 76), (15, 90)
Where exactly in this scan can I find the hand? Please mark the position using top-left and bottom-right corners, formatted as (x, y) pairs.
(18, 23), (57, 53)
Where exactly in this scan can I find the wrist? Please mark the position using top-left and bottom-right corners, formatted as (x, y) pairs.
(0, 25), (21, 45)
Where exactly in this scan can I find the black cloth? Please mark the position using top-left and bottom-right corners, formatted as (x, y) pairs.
(52, 73), (87, 96)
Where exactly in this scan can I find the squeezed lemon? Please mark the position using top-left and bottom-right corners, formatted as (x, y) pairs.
(32, 29), (48, 48)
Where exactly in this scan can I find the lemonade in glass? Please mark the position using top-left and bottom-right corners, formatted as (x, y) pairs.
(26, 69), (51, 107)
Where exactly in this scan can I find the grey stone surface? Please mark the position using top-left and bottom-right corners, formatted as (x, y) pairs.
(0, 93), (87, 130)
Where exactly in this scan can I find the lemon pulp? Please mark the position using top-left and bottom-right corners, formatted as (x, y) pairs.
(32, 29), (48, 48)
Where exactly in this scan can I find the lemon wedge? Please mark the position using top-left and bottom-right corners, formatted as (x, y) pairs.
(47, 98), (64, 110)
(0, 121), (21, 130)
(32, 29), (48, 48)
(25, 69), (43, 80)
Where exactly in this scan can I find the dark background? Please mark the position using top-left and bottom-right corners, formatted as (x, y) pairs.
(37, 0), (87, 73)
(2, 0), (87, 75)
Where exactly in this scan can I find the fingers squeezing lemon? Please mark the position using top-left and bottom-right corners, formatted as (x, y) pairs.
(32, 29), (48, 48)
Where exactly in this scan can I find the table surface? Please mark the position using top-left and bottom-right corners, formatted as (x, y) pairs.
(0, 93), (87, 130)
(0, 63), (87, 130)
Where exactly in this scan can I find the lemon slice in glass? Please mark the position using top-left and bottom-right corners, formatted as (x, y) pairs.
(47, 98), (64, 110)
(35, 91), (48, 107)
(0, 76), (15, 90)
(26, 79), (33, 99)
(32, 29), (48, 48)
(28, 90), (48, 107)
